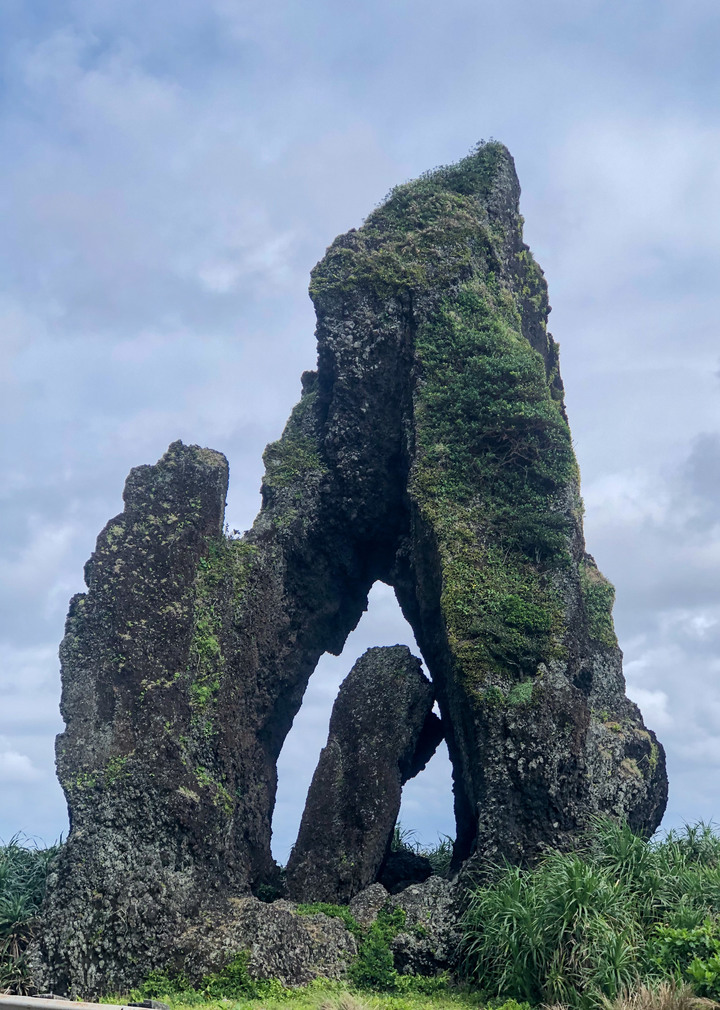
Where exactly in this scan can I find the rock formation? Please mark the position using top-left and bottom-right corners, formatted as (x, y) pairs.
(286, 645), (442, 902)
(38, 141), (668, 995)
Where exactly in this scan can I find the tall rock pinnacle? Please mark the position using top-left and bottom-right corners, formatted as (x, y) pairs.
(286, 645), (443, 903)
(39, 142), (668, 994)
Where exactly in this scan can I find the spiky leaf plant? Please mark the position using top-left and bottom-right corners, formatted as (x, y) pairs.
(461, 820), (720, 1009)
(0, 836), (59, 994)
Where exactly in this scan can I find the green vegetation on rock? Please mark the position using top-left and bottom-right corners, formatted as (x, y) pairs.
(297, 900), (410, 992)
(187, 536), (258, 712)
(262, 391), (328, 494)
(412, 282), (576, 685)
(579, 558), (619, 648)
(309, 142), (507, 302)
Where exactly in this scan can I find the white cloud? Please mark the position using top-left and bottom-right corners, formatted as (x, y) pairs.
(627, 687), (673, 731)
(583, 469), (672, 528)
(0, 741), (44, 783)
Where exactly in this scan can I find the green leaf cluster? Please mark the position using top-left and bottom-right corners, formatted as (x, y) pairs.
(348, 907), (408, 991)
(0, 836), (60, 993)
(461, 820), (720, 1008)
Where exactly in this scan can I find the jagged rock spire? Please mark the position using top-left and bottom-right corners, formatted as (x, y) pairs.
(39, 142), (667, 995)
(286, 645), (443, 903)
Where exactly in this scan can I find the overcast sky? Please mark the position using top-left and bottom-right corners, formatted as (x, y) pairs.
(1, 0), (719, 861)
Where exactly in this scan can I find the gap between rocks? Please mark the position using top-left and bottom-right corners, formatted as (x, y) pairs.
(272, 581), (456, 866)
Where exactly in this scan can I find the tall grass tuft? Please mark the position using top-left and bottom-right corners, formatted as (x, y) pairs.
(461, 820), (720, 1010)
(391, 823), (455, 878)
(600, 981), (718, 1010)
(0, 835), (60, 994)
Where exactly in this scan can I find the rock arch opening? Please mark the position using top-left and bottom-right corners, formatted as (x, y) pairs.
(272, 582), (455, 878)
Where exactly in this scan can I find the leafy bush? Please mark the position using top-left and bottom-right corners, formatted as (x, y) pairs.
(348, 907), (407, 991)
(461, 820), (720, 1009)
(0, 835), (59, 994)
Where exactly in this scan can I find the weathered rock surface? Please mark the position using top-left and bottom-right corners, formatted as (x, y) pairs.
(286, 645), (442, 902)
(178, 898), (357, 986)
(388, 877), (461, 975)
(379, 849), (433, 894)
(348, 882), (390, 928)
(40, 141), (668, 994)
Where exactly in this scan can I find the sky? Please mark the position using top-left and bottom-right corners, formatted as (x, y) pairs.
(1, 0), (720, 862)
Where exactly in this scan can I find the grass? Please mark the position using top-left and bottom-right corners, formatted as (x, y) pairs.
(600, 981), (718, 1010)
(0, 835), (60, 994)
(390, 824), (455, 878)
(117, 976), (506, 1010)
(461, 819), (720, 1009)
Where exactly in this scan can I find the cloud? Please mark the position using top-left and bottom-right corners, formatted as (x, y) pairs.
(0, 740), (44, 783)
(2, 0), (720, 847)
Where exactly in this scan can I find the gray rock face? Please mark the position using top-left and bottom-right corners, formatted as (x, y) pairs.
(178, 899), (357, 987)
(39, 141), (668, 994)
(388, 877), (461, 976)
(286, 646), (442, 903)
(348, 882), (390, 928)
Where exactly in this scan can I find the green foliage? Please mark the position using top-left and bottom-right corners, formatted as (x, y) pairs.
(296, 902), (362, 937)
(134, 953), (294, 1004)
(686, 953), (720, 1000)
(349, 907), (407, 991)
(309, 142), (506, 302)
(461, 819), (720, 1009)
(507, 680), (534, 706)
(647, 921), (720, 1000)
(0, 836), (60, 993)
(186, 534), (256, 709)
(297, 900), (409, 992)
(579, 559), (618, 648)
(262, 391), (328, 493)
(413, 284), (577, 683)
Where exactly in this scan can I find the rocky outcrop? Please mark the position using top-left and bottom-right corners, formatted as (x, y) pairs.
(40, 141), (668, 994)
(286, 646), (442, 902)
(379, 850), (433, 894)
(388, 877), (461, 976)
(178, 898), (358, 987)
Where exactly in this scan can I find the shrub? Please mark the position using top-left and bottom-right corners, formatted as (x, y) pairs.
(0, 835), (60, 994)
(461, 820), (720, 1009)
(348, 907), (407, 991)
